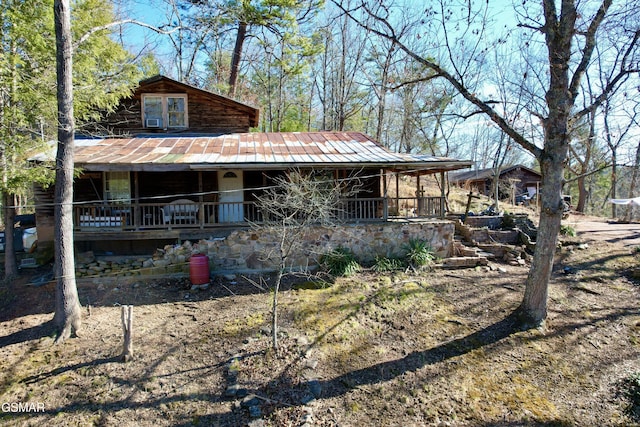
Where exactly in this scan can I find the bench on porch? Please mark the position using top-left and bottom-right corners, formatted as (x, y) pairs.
(161, 199), (199, 224)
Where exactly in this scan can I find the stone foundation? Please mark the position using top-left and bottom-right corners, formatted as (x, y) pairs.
(75, 220), (454, 279)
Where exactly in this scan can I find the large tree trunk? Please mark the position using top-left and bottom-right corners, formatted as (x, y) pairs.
(53, 0), (81, 343)
(518, 157), (565, 325)
(2, 192), (18, 279)
(228, 21), (247, 97)
(518, 0), (574, 327)
(575, 175), (588, 212)
(623, 141), (640, 222)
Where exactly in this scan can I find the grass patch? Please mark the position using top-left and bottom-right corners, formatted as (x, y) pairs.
(222, 312), (265, 337)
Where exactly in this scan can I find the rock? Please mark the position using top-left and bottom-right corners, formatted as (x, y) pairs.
(300, 393), (315, 404)
(304, 358), (318, 370)
(308, 379), (322, 398)
(241, 395), (261, 407)
(248, 405), (262, 418)
(224, 384), (240, 397)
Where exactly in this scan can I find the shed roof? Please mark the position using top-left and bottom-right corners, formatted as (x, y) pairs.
(450, 164), (541, 183)
(32, 132), (472, 173)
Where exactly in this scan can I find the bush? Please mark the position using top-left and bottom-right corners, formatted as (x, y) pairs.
(560, 225), (576, 236)
(372, 256), (404, 272)
(620, 371), (640, 421)
(320, 246), (361, 277)
(403, 238), (435, 268)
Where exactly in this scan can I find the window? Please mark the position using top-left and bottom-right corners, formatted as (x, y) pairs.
(104, 171), (131, 205)
(142, 94), (188, 129)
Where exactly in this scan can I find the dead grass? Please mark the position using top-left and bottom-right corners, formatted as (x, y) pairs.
(0, 239), (639, 426)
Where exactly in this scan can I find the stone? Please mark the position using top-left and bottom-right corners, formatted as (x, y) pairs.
(241, 395), (261, 408)
(248, 405), (262, 419)
(308, 379), (322, 398)
(224, 384), (240, 397)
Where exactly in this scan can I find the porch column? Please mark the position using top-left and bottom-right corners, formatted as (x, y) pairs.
(198, 171), (204, 229)
(134, 172), (140, 230)
(440, 171), (446, 218)
(416, 174), (421, 216)
(382, 169), (388, 220)
(395, 172), (400, 217)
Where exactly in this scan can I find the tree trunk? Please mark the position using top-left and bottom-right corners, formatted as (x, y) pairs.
(228, 21), (247, 97)
(623, 140), (640, 222)
(518, 153), (565, 326)
(2, 192), (18, 279)
(518, 0), (575, 327)
(53, 0), (81, 343)
(576, 175), (588, 212)
(121, 305), (134, 362)
(610, 151), (617, 218)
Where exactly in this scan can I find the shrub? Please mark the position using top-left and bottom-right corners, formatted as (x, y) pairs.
(403, 238), (435, 268)
(620, 371), (640, 421)
(560, 225), (576, 236)
(320, 246), (361, 277)
(501, 212), (516, 229)
(372, 256), (404, 272)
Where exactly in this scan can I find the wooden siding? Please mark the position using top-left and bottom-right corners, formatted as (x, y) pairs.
(97, 78), (256, 135)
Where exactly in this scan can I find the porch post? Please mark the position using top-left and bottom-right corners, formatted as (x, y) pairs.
(198, 171), (204, 229)
(134, 172), (140, 230)
(440, 171), (446, 218)
(416, 174), (421, 216)
(395, 172), (400, 217)
(381, 168), (388, 220)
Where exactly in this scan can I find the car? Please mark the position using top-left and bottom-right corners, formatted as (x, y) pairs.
(515, 193), (535, 205)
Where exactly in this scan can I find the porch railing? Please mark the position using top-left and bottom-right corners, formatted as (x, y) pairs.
(73, 196), (444, 231)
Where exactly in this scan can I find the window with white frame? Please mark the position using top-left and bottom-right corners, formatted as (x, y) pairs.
(142, 94), (188, 129)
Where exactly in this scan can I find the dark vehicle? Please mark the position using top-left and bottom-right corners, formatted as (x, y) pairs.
(516, 193), (535, 205)
(0, 214), (36, 252)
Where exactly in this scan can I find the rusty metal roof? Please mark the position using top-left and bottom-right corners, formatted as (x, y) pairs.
(34, 132), (472, 173)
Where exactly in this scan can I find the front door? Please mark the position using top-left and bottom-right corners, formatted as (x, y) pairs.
(218, 170), (244, 223)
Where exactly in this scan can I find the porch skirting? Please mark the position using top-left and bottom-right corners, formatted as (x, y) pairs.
(75, 220), (454, 279)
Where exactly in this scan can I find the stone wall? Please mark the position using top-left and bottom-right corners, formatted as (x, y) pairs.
(202, 221), (454, 272)
(75, 220), (454, 279)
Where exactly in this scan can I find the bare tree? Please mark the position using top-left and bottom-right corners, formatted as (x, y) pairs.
(336, 0), (640, 327)
(251, 170), (359, 351)
(53, 0), (82, 343)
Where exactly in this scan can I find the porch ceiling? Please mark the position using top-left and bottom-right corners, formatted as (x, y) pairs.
(32, 131), (472, 173)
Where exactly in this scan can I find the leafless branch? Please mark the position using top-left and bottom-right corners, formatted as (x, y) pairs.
(74, 19), (184, 51)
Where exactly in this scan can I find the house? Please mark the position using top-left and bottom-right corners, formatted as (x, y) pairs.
(32, 75), (472, 256)
(450, 164), (541, 201)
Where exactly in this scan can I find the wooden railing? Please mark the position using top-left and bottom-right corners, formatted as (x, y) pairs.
(73, 197), (444, 231)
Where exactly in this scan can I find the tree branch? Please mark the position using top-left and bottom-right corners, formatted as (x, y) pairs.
(332, 1), (542, 158)
(74, 19), (184, 51)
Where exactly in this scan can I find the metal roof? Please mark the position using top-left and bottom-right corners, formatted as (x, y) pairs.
(33, 132), (472, 173)
(450, 164), (541, 183)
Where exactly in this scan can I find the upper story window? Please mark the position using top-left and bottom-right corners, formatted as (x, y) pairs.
(142, 94), (188, 129)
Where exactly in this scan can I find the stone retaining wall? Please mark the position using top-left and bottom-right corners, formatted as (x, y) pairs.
(75, 220), (454, 279)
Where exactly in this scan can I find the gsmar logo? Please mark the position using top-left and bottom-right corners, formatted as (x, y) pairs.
(1, 402), (45, 413)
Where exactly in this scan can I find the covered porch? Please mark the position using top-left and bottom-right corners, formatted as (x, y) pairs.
(71, 168), (449, 235)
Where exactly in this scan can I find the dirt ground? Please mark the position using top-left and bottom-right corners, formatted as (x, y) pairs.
(0, 218), (639, 426)
(569, 214), (640, 247)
